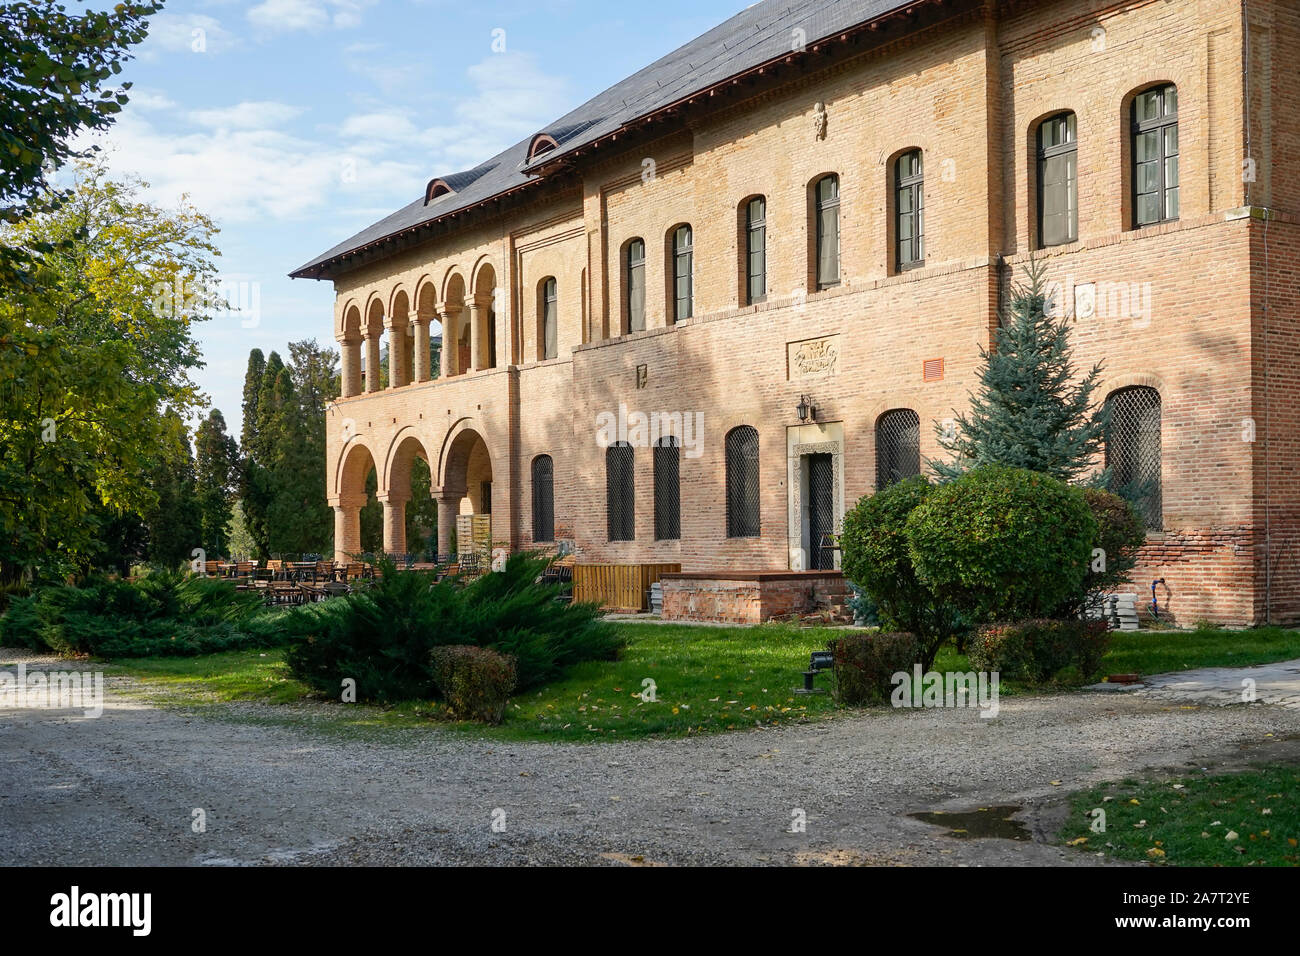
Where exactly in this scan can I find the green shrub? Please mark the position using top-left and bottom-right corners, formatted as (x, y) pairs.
(967, 618), (1111, 683)
(828, 631), (920, 706)
(0, 573), (279, 657)
(840, 476), (965, 669)
(1079, 488), (1147, 598)
(906, 465), (1097, 624)
(430, 645), (518, 723)
(282, 552), (622, 703)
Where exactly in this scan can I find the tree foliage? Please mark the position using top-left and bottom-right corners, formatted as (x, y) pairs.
(0, 159), (218, 584)
(0, 1), (162, 287)
(933, 260), (1108, 484)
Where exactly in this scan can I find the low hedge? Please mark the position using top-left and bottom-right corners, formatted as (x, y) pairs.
(967, 618), (1111, 684)
(828, 631), (920, 706)
(430, 645), (518, 724)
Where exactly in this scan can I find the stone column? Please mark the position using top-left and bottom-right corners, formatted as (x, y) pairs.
(439, 306), (460, 377)
(386, 316), (409, 388)
(411, 309), (431, 383)
(363, 330), (381, 393)
(469, 294), (491, 371)
(338, 336), (361, 398)
(435, 491), (461, 561)
(332, 495), (366, 564)
(379, 493), (409, 557)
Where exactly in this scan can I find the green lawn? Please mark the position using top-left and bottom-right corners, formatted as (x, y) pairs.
(1103, 626), (1300, 676)
(99, 622), (1300, 742)
(1058, 766), (1300, 866)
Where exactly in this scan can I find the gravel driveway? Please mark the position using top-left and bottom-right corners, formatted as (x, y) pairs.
(2, 649), (1298, 866)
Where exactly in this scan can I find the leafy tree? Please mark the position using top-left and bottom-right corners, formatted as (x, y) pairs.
(933, 260), (1108, 483)
(405, 456), (438, 559)
(239, 349), (265, 454)
(225, 500), (256, 560)
(0, 159), (217, 584)
(195, 408), (239, 557)
(0, 1), (162, 287)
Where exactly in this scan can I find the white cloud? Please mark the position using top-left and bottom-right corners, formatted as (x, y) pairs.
(139, 13), (235, 56)
(247, 0), (375, 34)
(190, 101), (305, 130)
(125, 89), (176, 111)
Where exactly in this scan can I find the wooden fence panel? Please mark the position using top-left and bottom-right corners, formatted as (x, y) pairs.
(573, 563), (681, 611)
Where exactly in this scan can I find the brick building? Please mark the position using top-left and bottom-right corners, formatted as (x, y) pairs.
(292, 0), (1299, 626)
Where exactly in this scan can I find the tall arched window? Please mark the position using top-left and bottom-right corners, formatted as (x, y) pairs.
(654, 435), (680, 541)
(814, 174), (840, 289)
(671, 225), (693, 321)
(606, 441), (635, 541)
(540, 277), (557, 360)
(875, 409), (921, 490)
(626, 238), (645, 333)
(725, 426), (760, 538)
(745, 197), (766, 305)
(1105, 387), (1162, 530)
(1037, 112), (1077, 247)
(895, 150), (924, 270)
(1132, 84), (1179, 226)
(531, 455), (554, 543)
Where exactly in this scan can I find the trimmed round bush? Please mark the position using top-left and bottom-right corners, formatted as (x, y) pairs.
(905, 465), (1097, 623)
(430, 645), (518, 724)
(829, 631), (920, 706)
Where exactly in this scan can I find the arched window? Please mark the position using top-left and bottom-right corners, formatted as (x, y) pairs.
(531, 455), (554, 543)
(895, 151), (924, 270)
(1037, 112), (1078, 247)
(540, 277), (558, 360)
(814, 174), (840, 290)
(725, 426), (760, 538)
(671, 225), (693, 321)
(875, 409), (921, 490)
(606, 441), (635, 541)
(1105, 387), (1162, 530)
(626, 238), (645, 333)
(654, 435), (680, 541)
(1132, 84), (1179, 226)
(745, 197), (766, 305)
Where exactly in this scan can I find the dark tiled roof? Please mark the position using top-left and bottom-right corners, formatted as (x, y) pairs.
(291, 0), (926, 279)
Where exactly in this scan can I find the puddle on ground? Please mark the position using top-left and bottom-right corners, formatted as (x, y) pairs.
(908, 805), (1030, 841)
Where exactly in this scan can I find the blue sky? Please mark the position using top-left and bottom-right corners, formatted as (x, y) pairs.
(88, 0), (749, 436)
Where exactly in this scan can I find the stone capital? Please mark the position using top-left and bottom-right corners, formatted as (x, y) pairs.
(330, 494), (369, 511)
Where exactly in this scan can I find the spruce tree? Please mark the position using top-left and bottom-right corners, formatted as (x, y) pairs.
(932, 260), (1107, 484)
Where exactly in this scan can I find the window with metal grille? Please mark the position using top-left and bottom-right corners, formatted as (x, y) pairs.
(1037, 112), (1078, 247)
(531, 455), (554, 542)
(876, 409), (921, 490)
(672, 225), (693, 321)
(725, 425), (760, 538)
(626, 238), (645, 332)
(745, 197), (766, 305)
(895, 150), (924, 270)
(541, 277), (557, 360)
(654, 436), (680, 541)
(1105, 386), (1162, 530)
(1132, 84), (1179, 227)
(815, 175), (840, 289)
(606, 441), (635, 541)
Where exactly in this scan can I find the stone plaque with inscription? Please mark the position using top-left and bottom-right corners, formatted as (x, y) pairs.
(787, 335), (840, 380)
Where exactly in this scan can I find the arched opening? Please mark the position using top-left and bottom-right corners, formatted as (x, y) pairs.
(386, 434), (437, 560)
(416, 280), (438, 382)
(442, 427), (494, 564)
(389, 289), (412, 388)
(443, 272), (467, 377)
(472, 263), (498, 370)
(334, 441), (379, 562)
(363, 299), (387, 392)
(339, 304), (362, 397)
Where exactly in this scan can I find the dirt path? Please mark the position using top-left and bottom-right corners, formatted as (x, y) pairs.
(2, 649), (1298, 866)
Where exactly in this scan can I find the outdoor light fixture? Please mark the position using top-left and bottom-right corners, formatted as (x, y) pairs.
(796, 394), (815, 422)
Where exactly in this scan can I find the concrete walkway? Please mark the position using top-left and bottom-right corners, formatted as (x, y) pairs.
(1140, 658), (1300, 709)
